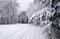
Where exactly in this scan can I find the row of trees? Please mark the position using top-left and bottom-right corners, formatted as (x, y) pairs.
(0, 0), (29, 24)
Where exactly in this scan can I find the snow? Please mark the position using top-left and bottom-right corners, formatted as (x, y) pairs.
(28, 7), (55, 25)
(0, 24), (49, 39)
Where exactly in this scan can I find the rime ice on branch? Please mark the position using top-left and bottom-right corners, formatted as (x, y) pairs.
(28, 7), (55, 25)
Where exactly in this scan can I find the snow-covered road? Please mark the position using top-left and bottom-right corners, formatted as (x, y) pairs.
(0, 24), (49, 39)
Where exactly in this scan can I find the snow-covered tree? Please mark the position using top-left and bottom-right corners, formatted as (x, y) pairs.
(28, 0), (60, 39)
(27, 0), (52, 18)
(0, 0), (19, 24)
(18, 11), (29, 23)
(28, 7), (55, 25)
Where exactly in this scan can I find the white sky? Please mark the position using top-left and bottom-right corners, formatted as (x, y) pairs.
(17, 0), (34, 11)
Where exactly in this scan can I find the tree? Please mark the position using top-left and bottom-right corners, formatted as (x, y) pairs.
(0, 0), (19, 24)
(27, 0), (52, 18)
(28, 7), (55, 25)
(18, 11), (29, 23)
(28, 0), (60, 39)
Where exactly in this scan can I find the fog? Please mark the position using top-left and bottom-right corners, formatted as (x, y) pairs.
(17, 0), (34, 11)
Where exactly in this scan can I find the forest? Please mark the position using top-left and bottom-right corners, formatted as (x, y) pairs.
(0, 0), (60, 39)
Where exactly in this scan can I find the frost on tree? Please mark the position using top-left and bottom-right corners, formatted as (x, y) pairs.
(27, 0), (52, 18)
(0, 0), (19, 24)
(34, 0), (52, 7)
(28, 7), (55, 25)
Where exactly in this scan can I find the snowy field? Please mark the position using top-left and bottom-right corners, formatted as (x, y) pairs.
(0, 24), (49, 39)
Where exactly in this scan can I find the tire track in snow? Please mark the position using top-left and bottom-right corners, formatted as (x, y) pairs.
(20, 27), (33, 39)
(4, 25), (30, 39)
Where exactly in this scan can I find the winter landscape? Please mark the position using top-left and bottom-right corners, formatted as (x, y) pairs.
(0, 0), (60, 39)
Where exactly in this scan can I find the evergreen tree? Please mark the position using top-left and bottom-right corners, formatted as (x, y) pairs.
(18, 11), (29, 23)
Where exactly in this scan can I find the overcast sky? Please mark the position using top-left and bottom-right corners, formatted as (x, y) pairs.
(17, 0), (34, 11)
